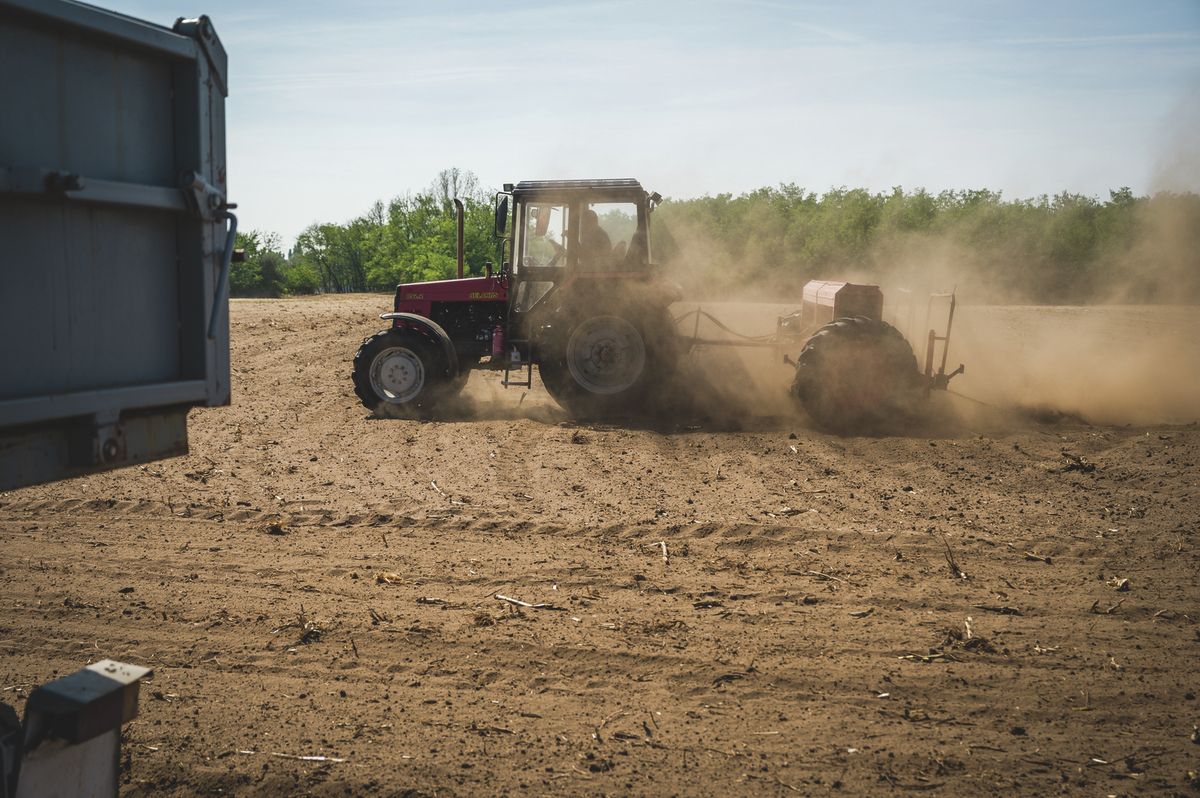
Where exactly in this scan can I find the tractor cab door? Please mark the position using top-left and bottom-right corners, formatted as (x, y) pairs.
(512, 201), (571, 314)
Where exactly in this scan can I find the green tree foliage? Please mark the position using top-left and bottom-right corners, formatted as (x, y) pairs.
(653, 185), (1200, 303)
(232, 170), (1199, 304)
(230, 230), (321, 297)
(277, 169), (499, 295)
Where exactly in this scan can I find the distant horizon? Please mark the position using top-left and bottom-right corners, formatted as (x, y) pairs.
(98, 0), (1200, 246)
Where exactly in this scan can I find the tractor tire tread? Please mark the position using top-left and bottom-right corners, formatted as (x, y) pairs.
(352, 328), (461, 412)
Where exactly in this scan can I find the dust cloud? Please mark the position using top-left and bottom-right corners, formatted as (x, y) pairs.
(949, 305), (1200, 426)
(655, 195), (1200, 428)
(1151, 87), (1200, 196)
(663, 303), (801, 427)
(661, 276), (1200, 431)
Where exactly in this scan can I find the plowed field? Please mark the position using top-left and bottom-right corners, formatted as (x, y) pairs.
(2, 295), (1197, 796)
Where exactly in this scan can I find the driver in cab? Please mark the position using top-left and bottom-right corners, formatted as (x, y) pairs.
(578, 209), (614, 269)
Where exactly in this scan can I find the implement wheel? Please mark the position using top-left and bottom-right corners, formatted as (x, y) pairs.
(791, 316), (923, 434)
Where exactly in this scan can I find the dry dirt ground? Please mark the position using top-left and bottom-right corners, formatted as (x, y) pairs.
(2, 294), (1198, 797)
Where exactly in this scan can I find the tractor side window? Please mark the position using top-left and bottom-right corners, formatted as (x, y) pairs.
(582, 203), (641, 271)
(521, 204), (569, 269)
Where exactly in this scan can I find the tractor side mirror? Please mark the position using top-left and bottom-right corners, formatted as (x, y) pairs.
(494, 194), (510, 238)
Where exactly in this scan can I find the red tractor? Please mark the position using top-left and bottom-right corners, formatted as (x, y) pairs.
(352, 179), (681, 419)
(352, 178), (961, 430)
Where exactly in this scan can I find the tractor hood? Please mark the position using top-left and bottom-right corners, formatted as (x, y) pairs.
(395, 275), (507, 303)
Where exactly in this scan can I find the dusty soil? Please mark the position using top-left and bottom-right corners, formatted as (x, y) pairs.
(2, 294), (1198, 796)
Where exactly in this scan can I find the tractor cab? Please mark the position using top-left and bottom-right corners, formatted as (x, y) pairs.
(496, 179), (662, 319)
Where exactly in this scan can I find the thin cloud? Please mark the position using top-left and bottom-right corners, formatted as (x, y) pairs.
(999, 31), (1200, 46)
(790, 21), (865, 44)
(240, 65), (519, 94)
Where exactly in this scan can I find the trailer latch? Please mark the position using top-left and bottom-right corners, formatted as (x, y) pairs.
(183, 172), (227, 221)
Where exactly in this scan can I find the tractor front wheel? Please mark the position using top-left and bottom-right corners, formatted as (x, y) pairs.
(790, 316), (923, 434)
(352, 328), (460, 413)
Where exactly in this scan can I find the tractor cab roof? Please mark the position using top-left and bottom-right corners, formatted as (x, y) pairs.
(509, 178), (648, 204)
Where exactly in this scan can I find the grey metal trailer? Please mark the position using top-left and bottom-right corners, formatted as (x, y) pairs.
(0, 0), (233, 491)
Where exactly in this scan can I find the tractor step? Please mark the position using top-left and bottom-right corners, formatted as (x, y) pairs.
(502, 339), (534, 388)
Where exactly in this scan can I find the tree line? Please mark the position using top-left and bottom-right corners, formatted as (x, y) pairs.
(231, 168), (496, 298)
(232, 169), (1200, 304)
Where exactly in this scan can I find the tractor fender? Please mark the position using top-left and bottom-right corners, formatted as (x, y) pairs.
(379, 312), (459, 376)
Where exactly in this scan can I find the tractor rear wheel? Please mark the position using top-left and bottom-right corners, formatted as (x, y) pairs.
(791, 316), (923, 434)
(538, 306), (678, 419)
(352, 328), (461, 413)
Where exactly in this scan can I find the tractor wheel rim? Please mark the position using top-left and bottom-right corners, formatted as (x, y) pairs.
(370, 346), (425, 403)
(566, 316), (646, 395)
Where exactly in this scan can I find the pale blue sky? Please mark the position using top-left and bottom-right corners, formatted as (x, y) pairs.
(106, 0), (1199, 243)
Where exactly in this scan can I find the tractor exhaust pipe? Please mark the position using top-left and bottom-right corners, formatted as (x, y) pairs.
(453, 198), (465, 279)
